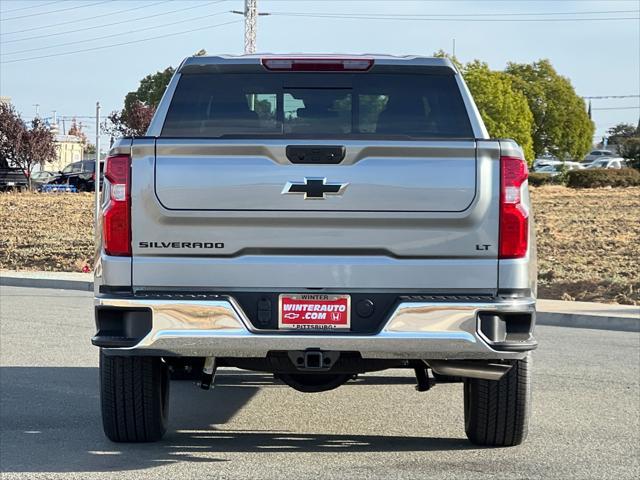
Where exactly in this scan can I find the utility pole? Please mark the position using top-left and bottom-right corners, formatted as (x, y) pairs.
(33, 104), (40, 117)
(231, 0), (269, 54)
(244, 0), (257, 54)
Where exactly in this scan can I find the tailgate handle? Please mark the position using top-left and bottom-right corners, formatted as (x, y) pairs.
(286, 145), (346, 164)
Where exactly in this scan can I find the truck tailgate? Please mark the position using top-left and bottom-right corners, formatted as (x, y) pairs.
(130, 138), (501, 291)
(154, 140), (476, 212)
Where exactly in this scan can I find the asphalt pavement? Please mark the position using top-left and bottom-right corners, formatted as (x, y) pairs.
(0, 285), (639, 479)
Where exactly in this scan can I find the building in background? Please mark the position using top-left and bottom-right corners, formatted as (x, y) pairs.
(51, 134), (84, 172)
(46, 120), (84, 171)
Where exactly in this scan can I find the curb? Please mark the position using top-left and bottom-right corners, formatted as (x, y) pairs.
(536, 311), (639, 333)
(1, 274), (638, 332)
(0, 275), (92, 292)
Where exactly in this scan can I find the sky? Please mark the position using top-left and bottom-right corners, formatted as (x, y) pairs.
(0, 0), (638, 153)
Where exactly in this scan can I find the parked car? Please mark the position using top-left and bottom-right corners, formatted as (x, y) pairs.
(586, 157), (626, 169)
(30, 170), (58, 188)
(0, 166), (28, 191)
(39, 184), (78, 193)
(535, 161), (585, 176)
(94, 54), (537, 447)
(533, 156), (561, 170)
(584, 149), (615, 163)
(48, 160), (103, 192)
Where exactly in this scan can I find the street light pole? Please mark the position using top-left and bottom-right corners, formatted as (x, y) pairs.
(94, 102), (101, 228)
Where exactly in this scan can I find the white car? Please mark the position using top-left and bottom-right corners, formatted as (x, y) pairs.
(535, 162), (584, 176)
(584, 149), (615, 163)
(586, 157), (626, 169)
(533, 157), (561, 170)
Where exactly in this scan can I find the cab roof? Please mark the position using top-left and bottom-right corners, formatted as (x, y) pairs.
(178, 54), (457, 73)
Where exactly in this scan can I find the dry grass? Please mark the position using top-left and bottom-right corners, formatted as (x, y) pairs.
(531, 186), (640, 305)
(1, 188), (638, 304)
(0, 192), (94, 272)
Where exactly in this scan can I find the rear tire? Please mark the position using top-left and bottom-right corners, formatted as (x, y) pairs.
(463, 354), (532, 447)
(100, 351), (170, 442)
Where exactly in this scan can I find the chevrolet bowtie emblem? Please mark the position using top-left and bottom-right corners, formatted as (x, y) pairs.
(282, 177), (349, 200)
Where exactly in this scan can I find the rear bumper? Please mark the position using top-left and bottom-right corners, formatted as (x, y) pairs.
(94, 295), (536, 360)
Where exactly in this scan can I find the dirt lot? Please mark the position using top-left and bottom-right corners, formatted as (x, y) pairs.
(531, 186), (639, 305)
(0, 192), (94, 272)
(1, 188), (638, 304)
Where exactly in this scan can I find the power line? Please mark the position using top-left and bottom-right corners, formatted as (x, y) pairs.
(1, 19), (242, 64)
(3, 5), (635, 42)
(173, 0), (640, 1)
(592, 106), (640, 111)
(2, 10), (231, 56)
(0, 0), (175, 37)
(0, 0), (65, 14)
(0, 0), (111, 22)
(269, 12), (639, 22)
(247, 0), (640, 1)
(583, 95), (640, 99)
(1, 0), (224, 43)
(273, 9), (639, 18)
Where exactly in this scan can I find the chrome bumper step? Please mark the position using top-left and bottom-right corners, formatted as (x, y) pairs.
(95, 296), (536, 360)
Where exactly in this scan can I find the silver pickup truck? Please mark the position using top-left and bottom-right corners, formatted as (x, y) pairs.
(93, 54), (537, 446)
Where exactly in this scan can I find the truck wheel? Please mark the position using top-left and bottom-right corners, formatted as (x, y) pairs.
(463, 354), (531, 447)
(100, 352), (170, 442)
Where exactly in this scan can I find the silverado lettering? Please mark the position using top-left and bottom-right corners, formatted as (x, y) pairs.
(138, 242), (224, 248)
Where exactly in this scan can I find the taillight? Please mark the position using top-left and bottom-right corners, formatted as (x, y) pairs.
(261, 57), (374, 71)
(499, 156), (529, 259)
(102, 154), (131, 256)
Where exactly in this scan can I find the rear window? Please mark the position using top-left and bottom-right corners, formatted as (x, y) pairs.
(62, 162), (82, 173)
(161, 73), (473, 139)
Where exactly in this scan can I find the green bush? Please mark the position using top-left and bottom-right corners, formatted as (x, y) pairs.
(566, 168), (640, 188)
(528, 172), (558, 186)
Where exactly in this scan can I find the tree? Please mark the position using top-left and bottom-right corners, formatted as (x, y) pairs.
(104, 67), (173, 137)
(506, 59), (594, 160)
(433, 52), (534, 163)
(104, 101), (155, 137)
(0, 102), (27, 169)
(433, 49), (463, 70)
(23, 118), (57, 187)
(606, 123), (636, 153)
(619, 137), (640, 169)
(618, 125), (640, 169)
(126, 67), (175, 114)
(67, 119), (93, 153)
(461, 61), (535, 163)
(106, 49), (207, 137)
(0, 106), (57, 188)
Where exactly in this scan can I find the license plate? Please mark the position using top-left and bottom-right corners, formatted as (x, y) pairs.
(279, 294), (351, 331)
(7, 182), (15, 186)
